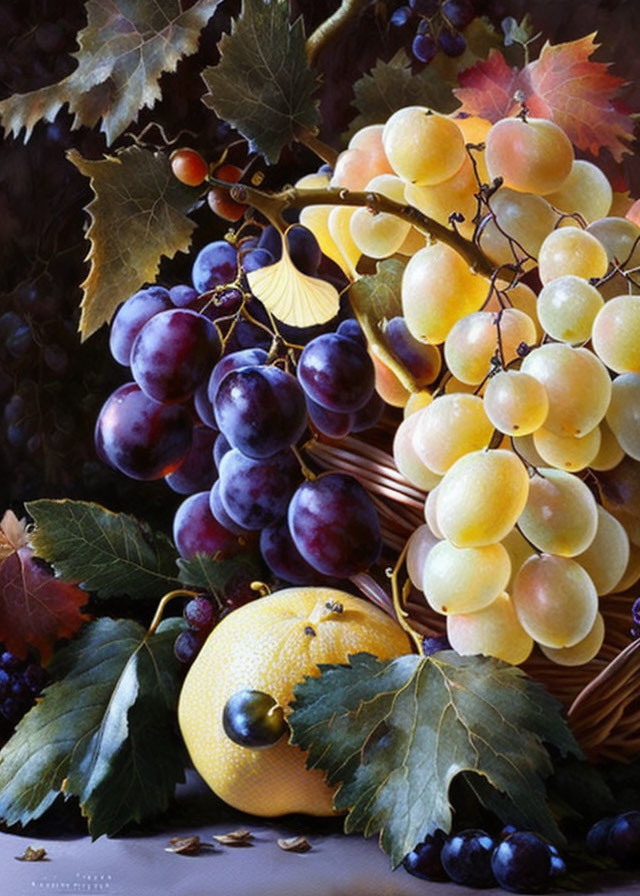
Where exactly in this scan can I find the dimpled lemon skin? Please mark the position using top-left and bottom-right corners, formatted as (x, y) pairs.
(178, 587), (411, 817)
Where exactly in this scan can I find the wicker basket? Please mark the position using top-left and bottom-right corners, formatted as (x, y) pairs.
(306, 428), (640, 763)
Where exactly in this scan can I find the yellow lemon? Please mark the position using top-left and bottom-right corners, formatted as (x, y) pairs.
(178, 586), (411, 816)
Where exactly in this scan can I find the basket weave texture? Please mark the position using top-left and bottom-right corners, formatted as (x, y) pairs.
(307, 429), (640, 763)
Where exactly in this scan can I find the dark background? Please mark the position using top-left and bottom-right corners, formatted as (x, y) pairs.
(1, 0), (638, 523)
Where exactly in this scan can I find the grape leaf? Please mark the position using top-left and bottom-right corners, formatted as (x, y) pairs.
(201, 0), (320, 163)
(289, 651), (581, 868)
(67, 147), (197, 340)
(0, 511), (89, 664)
(0, 617), (186, 836)
(177, 551), (263, 597)
(26, 499), (180, 601)
(347, 50), (458, 137)
(0, 0), (220, 145)
(454, 35), (634, 162)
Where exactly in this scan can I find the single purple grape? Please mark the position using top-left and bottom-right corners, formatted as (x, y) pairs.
(438, 28), (466, 56)
(297, 333), (375, 413)
(422, 634), (451, 656)
(607, 811), (640, 868)
(260, 518), (324, 585)
(173, 491), (240, 559)
(391, 5), (413, 26)
(95, 383), (192, 480)
(170, 284), (198, 307)
(490, 831), (553, 893)
(442, 0), (475, 29)
(174, 629), (208, 664)
(412, 32), (438, 63)
(109, 286), (172, 366)
(192, 240), (238, 293)
(130, 309), (221, 403)
(183, 596), (216, 632)
(288, 473), (382, 577)
(165, 424), (217, 495)
(441, 829), (496, 888)
(403, 831), (448, 881)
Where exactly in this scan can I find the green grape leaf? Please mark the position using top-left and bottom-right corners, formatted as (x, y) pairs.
(26, 499), (180, 601)
(0, 0), (220, 145)
(347, 50), (458, 137)
(289, 651), (581, 868)
(177, 551), (264, 598)
(348, 258), (419, 392)
(67, 147), (197, 339)
(201, 0), (320, 163)
(0, 617), (187, 836)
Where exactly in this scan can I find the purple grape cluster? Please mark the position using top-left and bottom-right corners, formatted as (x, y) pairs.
(174, 595), (218, 665)
(0, 649), (46, 741)
(404, 826), (566, 893)
(587, 811), (640, 869)
(390, 0), (476, 62)
(96, 226), (386, 589)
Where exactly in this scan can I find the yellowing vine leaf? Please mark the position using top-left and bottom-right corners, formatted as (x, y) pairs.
(246, 231), (340, 327)
(68, 147), (197, 340)
(454, 34), (634, 162)
(0, 0), (220, 144)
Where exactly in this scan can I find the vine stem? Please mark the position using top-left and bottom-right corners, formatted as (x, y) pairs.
(220, 179), (508, 281)
(306, 0), (372, 66)
(295, 127), (339, 167)
(146, 589), (199, 637)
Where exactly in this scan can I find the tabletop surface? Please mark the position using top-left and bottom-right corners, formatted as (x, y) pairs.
(1, 775), (639, 896)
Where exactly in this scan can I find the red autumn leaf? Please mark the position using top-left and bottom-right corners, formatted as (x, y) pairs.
(454, 49), (526, 123)
(454, 34), (634, 162)
(0, 512), (89, 664)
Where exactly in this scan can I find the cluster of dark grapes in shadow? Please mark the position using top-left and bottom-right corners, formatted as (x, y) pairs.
(404, 811), (640, 893)
(0, 648), (46, 745)
(391, 0), (476, 62)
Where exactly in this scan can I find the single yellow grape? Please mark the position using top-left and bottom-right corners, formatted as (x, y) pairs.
(606, 373), (640, 461)
(545, 160), (613, 223)
(592, 295), (640, 374)
(485, 117), (573, 195)
(532, 425), (601, 472)
(478, 188), (556, 268)
(501, 526), (536, 592)
(436, 449), (530, 548)
(483, 370), (549, 436)
(575, 506), (630, 595)
(446, 592), (533, 665)
(587, 216), (640, 299)
(489, 281), (542, 339)
(537, 275), (604, 344)
(353, 173), (410, 258)
(412, 393), (494, 475)
(512, 554), (598, 648)
(517, 468), (598, 557)
(403, 390), (434, 418)
(538, 227), (609, 284)
(393, 411), (442, 491)
(424, 485), (444, 540)
(422, 540), (511, 615)
(444, 308), (536, 385)
(327, 207), (361, 277)
(617, 545), (640, 591)
(383, 106), (466, 186)
(520, 343), (612, 437)
(405, 157), (477, 239)
(406, 524), (440, 590)
(401, 242), (489, 344)
(539, 613), (604, 666)
(590, 418), (625, 471)
(348, 124), (393, 176)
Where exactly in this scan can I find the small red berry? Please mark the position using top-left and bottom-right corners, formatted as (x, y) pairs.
(170, 148), (209, 187)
